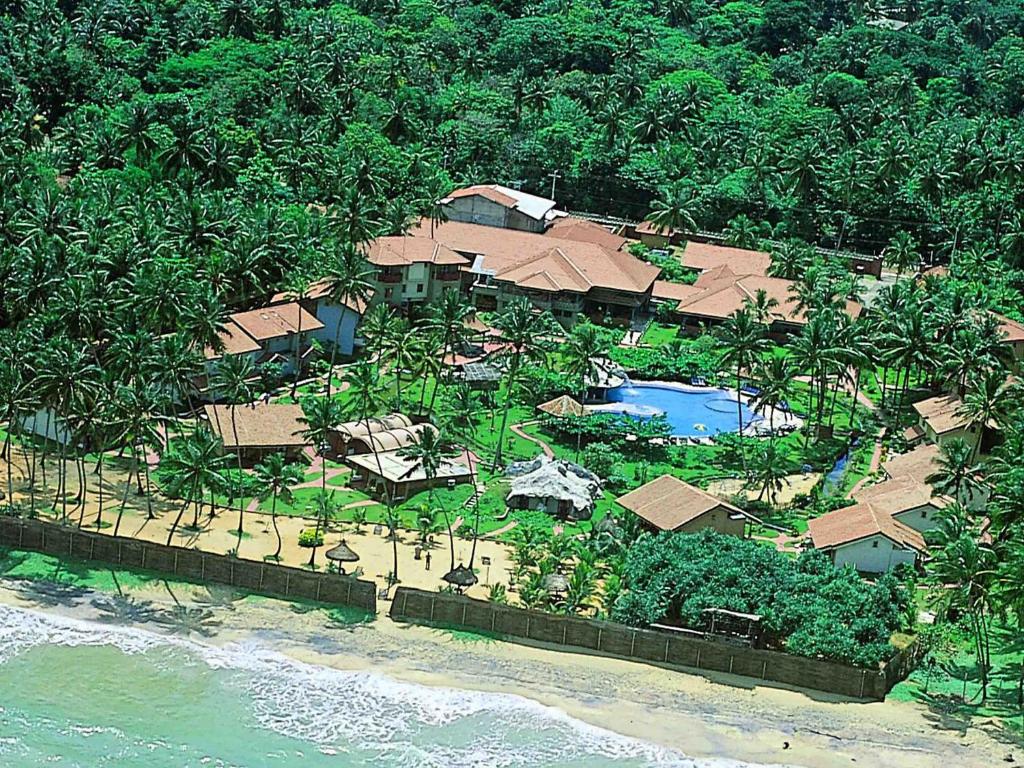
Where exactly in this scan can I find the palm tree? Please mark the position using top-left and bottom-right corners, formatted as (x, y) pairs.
(298, 396), (342, 566)
(884, 232), (920, 279)
(790, 312), (844, 442)
(444, 385), (485, 566)
(398, 427), (458, 571)
(744, 288), (779, 326)
(749, 441), (789, 504)
(927, 510), (997, 704)
(563, 321), (605, 459)
(343, 362), (401, 582)
(425, 291), (474, 414)
(490, 297), (556, 470)
(749, 356), (795, 441)
(212, 354), (256, 550)
(715, 307), (769, 469)
(647, 180), (697, 236)
(925, 438), (983, 504)
(324, 243), (375, 396)
(160, 427), (232, 545)
(253, 453), (304, 561)
(282, 272), (311, 396)
(958, 372), (1011, 461)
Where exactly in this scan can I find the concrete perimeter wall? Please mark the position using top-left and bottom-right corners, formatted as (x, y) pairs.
(390, 587), (915, 700)
(0, 517), (377, 613)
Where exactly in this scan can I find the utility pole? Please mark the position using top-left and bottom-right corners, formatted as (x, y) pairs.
(548, 170), (561, 201)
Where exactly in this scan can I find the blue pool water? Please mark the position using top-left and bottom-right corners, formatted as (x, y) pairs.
(601, 383), (761, 438)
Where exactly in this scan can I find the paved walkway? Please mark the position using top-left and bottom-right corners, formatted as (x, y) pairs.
(846, 432), (885, 499)
(510, 421), (554, 458)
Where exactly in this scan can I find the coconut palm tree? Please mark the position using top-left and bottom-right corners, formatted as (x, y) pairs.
(715, 307), (769, 468)
(958, 372), (1012, 461)
(398, 427), (458, 571)
(749, 441), (789, 504)
(563, 321), (605, 459)
(253, 453), (304, 561)
(281, 272), (311, 396)
(212, 353), (256, 549)
(926, 438), (984, 505)
(646, 180), (697, 236)
(490, 296), (556, 470)
(425, 291), (474, 413)
(160, 427), (232, 545)
(324, 242), (375, 396)
(749, 356), (795, 441)
(926, 509), (997, 704)
(884, 232), (919, 279)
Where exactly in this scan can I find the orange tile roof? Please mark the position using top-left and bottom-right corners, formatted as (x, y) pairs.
(405, 220), (659, 296)
(912, 394), (968, 435)
(203, 320), (262, 361)
(680, 241), (771, 276)
(229, 302), (324, 342)
(635, 220), (671, 236)
(544, 217), (626, 251)
(270, 279), (372, 313)
(674, 266), (861, 325)
(808, 502), (927, 553)
(367, 236), (469, 268)
(446, 185), (519, 208)
(882, 444), (941, 485)
(615, 475), (743, 531)
(652, 280), (701, 302)
(994, 313), (1024, 343)
(203, 403), (308, 449)
(853, 477), (950, 515)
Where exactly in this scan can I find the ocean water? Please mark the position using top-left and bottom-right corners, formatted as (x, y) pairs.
(0, 604), (758, 768)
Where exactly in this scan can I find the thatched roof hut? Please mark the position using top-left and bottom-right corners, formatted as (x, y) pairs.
(537, 395), (585, 418)
(505, 457), (601, 521)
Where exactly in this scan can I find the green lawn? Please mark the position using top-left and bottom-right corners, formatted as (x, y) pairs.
(639, 322), (680, 347)
(890, 618), (1024, 732)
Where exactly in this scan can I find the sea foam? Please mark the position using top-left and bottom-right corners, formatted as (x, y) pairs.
(0, 602), (781, 768)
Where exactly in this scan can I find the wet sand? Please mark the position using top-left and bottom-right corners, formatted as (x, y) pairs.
(0, 577), (1009, 768)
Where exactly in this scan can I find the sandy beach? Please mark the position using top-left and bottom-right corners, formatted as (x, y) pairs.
(0, 575), (1010, 768)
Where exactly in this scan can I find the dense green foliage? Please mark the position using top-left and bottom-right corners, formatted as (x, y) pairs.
(613, 529), (912, 665)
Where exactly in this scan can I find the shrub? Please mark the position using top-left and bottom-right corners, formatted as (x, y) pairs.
(298, 528), (324, 548)
(613, 530), (912, 666)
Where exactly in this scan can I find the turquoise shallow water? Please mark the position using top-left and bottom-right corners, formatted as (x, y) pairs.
(0, 603), (747, 768)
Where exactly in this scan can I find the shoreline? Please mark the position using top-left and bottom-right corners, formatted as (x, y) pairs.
(0, 574), (1008, 768)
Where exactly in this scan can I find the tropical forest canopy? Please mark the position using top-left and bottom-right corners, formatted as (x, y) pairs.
(5, 0), (1024, 326)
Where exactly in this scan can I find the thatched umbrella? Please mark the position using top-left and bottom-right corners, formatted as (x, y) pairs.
(537, 394), (585, 418)
(442, 564), (478, 593)
(325, 539), (359, 574)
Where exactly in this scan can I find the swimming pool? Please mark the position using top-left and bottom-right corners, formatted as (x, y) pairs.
(597, 382), (761, 438)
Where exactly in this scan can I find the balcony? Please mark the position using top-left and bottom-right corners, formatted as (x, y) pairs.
(379, 273), (402, 284)
(437, 270), (462, 282)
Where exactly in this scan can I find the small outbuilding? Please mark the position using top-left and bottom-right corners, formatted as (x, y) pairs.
(203, 402), (308, 466)
(346, 448), (472, 501)
(329, 413), (413, 456)
(852, 477), (950, 534)
(505, 456), (601, 521)
(807, 502), (926, 574)
(615, 475), (747, 536)
(346, 423), (439, 455)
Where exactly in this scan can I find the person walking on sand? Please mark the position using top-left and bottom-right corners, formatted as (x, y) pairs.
(425, 552), (432, 571)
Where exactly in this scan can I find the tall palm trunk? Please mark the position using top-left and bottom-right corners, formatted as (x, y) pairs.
(231, 405), (245, 551)
(167, 478), (198, 545)
(327, 306), (349, 399)
(97, 453), (105, 530)
(491, 355), (521, 471)
(426, 330), (451, 415)
(271, 491), (282, 561)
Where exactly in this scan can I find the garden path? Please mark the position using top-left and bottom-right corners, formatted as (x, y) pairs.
(509, 421), (554, 458)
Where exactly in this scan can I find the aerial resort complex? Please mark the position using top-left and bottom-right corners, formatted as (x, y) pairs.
(3, 2), (1024, 766)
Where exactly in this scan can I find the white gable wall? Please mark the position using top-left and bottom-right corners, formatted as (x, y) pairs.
(831, 535), (918, 574)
